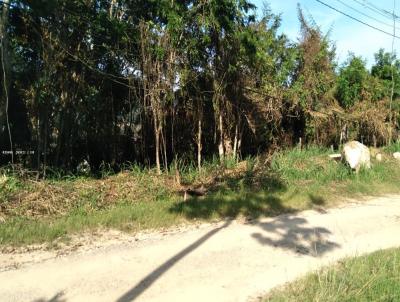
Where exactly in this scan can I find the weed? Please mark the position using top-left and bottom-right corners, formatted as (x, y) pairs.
(384, 140), (400, 153)
(0, 174), (23, 204)
(1, 146), (400, 246)
(99, 161), (114, 178)
(265, 248), (400, 302)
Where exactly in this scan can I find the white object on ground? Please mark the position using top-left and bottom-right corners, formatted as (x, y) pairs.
(393, 152), (400, 160)
(376, 153), (382, 162)
(77, 159), (91, 174)
(328, 154), (341, 161)
(342, 141), (371, 172)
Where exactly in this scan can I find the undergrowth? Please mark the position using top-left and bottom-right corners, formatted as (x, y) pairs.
(384, 140), (400, 153)
(1, 145), (400, 246)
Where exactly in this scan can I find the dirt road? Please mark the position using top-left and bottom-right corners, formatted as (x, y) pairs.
(1, 195), (400, 302)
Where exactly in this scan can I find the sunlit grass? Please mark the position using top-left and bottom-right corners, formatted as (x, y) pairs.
(265, 248), (400, 302)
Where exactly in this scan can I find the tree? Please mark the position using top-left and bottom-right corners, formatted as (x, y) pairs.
(371, 48), (400, 98)
(291, 7), (336, 144)
(336, 54), (369, 109)
(371, 49), (400, 143)
(1, 0), (398, 174)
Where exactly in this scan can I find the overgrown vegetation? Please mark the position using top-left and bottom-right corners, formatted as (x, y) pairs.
(384, 140), (400, 153)
(0, 1), (399, 175)
(265, 247), (400, 301)
(1, 145), (400, 246)
(1, 0), (400, 246)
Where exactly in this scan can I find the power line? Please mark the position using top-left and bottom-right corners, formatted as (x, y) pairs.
(363, 0), (400, 19)
(315, 0), (400, 39)
(333, 0), (400, 31)
(350, 0), (400, 21)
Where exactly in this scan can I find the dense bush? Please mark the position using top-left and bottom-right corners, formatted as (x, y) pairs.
(0, 1), (398, 175)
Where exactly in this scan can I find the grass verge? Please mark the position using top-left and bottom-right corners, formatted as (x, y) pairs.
(1, 145), (400, 246)
(264, 247), (400, 301)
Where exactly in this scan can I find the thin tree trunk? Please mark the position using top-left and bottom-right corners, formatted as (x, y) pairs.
(197, 115), (203, 171)
(0, 0), (12, 164)
(109, 0), (117, 19)
(154, 114), (161, 175)
(238, 129), (243, 159)
(37, 116), (41, 173)
(111, 91), (116, 166)
(55, 112), (63, 166)
(171, 106), (175, 156)
(233, 123), (238, 161)
(56, 90), (68, 166)
(389, 0), (396, 144)
(161, 123), (167, 170)
(43, 112), (48, 178)
(218, 110), (224, 163)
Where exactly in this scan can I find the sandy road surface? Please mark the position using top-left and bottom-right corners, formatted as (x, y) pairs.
(1, 195), (400, 302)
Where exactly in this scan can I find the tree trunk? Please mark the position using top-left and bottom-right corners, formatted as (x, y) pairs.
(0, 0), (12, 163)
(224, 135), (233, 158)
(111, 91), (116, 166)
(0, 0), (10, 128)
(197, 113), (202, 171)
(56, 90), (68, 166)
(43, 111), (48, 178)
(233, 123), (238, 161)
(37, 116), (41, 172)
(161, 124), (167, 170)
(238, 129), (243, 159)
(218, 110), (224, 163)
(109, 0), (117, 19)
(154, 114), (161, 175)
(171, 106), (175, 156)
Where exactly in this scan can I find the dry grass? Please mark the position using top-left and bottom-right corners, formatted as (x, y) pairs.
(1, 145), (400, 246)
(0, 170), (181, 219)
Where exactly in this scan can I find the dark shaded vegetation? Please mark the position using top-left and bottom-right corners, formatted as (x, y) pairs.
(170, 168), (289, 220)
(0, 1), (399, 177)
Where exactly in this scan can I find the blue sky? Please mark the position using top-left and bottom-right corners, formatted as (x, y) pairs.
(252, 0), (400, 68)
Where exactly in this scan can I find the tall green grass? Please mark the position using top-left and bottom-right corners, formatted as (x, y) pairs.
(384, 140), (400, 153)
(270, 146), (400, 195)
(265, 248), (400, 302)
(270, 146), (351, 184)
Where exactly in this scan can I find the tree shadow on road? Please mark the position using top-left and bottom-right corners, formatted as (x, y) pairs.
(33, 292), (65, 302)
(170, 171), (338, 258)
(115, 220), (231, 302)
(251, 214), (339, 257)
(117, 172), (337, 301)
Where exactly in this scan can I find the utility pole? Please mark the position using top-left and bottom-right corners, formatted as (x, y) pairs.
(389, 0), (396, 144)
